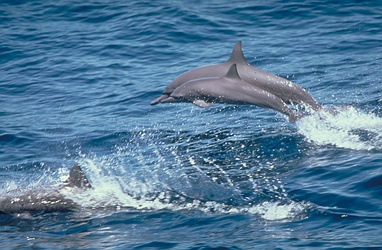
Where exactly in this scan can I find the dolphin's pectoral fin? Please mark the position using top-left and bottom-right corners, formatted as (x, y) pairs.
(65, 164), (92, 189)
(193, 100), (212, 108)
(159, 96), (177, 103)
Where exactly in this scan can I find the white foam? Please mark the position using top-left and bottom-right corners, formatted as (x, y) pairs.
(297, 106), (382, 150)
(245, 201), (307, 221)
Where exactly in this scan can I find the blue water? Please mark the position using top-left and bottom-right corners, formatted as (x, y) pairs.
(1, 0), (382, 249)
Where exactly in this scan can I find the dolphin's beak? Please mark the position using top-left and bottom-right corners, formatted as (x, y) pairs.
(159, 96), (178, 103)
(150, 94), (169, 105)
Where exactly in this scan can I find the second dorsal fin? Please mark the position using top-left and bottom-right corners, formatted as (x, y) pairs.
(224, 64), (241, 80)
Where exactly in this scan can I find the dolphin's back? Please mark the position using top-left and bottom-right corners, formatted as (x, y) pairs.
(163, 41), (246, 95)
(0, 164), (91, 214)
(0, 190), (78, 214)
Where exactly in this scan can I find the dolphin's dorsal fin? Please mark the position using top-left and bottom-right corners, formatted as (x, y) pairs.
(224, 64), (241, 80)
(226, 41), (247, 65)
(66, 164), (92, 189)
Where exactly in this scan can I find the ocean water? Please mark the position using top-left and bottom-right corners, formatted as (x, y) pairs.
(1, 0), (382, 249)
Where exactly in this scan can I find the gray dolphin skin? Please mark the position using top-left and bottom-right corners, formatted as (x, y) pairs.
(0, 164), (91, 214)
(161, 64), (298, 123)
(151, 41), (322, 112)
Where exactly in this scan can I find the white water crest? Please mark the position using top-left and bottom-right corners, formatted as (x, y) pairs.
(297, 106), (382, 150)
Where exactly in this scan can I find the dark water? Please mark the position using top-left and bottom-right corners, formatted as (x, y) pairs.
(1, 0), (382, 249)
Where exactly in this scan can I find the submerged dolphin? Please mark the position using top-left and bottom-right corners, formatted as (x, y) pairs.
(151, 41), (321, 111)
(160, 64), (298, 123)
(0, 164), (92, 214)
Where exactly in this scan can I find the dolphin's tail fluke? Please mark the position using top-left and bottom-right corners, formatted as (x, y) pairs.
(289, 114), (298, 123)
(65, 164), (92, 189)
(290, 111), (316, 123)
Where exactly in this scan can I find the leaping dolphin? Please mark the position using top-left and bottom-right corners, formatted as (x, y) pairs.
(151, 41), (321, 111)
(160, 64), (298, 123)
(0, 164), (92, 214)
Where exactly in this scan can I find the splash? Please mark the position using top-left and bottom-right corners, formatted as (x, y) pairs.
(297, 106), (382, 150)
(58, 158), (308, 221)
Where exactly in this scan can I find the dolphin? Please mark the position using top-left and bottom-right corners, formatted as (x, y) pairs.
(160, 64), (298, 123)
(151, 41), (321, 111)
(0, 164), (92, 214)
